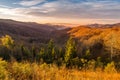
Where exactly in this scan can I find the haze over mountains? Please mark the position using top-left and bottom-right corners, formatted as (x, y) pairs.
(0, 19), (69, 44)
(0, 18), (120, 59)
(0, 19), (120, 43)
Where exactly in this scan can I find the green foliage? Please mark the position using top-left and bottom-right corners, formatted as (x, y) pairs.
(0, 35), (120, 71)
(21, 45), (31, 60)
(12, 45), (23, 61)
(71, 57), (81, 68)
(87, 59), (96, 71)
(84, 49), (91, 59)
(32, 45), (36, 58)
(80, 58), (88, 69)
(0, 46), (11, 60)
(95, 57), (103, 69)
(36, 47), (45, 62)
(40, 48), (45, 56)
(64, 37), (77, 66)
(41, 39), (56, 63)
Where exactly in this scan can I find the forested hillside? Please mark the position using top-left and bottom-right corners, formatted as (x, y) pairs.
(0, 19), (120, 62)
(0, 19), (120, 80)
(0, 19), (66, 45)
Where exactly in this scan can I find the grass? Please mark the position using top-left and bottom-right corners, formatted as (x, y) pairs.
(0, 59), (120, 80)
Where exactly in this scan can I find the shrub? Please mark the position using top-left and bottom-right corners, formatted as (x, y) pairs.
(0, 58), (9, 80)
(0, 35), (14, 49)
(10, 62), (32, 80)
(87, 59), (96, 71)
(104, 61), (117, 73)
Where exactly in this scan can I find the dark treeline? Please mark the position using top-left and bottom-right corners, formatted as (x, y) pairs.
(0, 35), (120, 71)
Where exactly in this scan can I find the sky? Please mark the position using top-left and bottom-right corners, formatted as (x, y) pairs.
(0, 0), (120, 25)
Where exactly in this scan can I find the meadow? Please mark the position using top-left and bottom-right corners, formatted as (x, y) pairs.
(0, 59), (120, 80)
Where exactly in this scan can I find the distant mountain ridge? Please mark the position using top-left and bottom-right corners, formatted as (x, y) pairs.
(0, 19), (67, 44)
(1, 19), (120, 58)
(0, 19), (120, 45)
(87, 23), (120, 28)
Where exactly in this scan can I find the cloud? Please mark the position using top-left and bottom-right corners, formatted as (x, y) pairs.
(18, 0), (46, 6)
(0, 7), (28, 17)
(1, 0), (120, 24)
(0, 7), (14, 15)
(13, 0), (120, 19)
(0, 5), (12, 8)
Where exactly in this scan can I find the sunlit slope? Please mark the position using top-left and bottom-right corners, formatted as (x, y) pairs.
(67, 26), (120, 58)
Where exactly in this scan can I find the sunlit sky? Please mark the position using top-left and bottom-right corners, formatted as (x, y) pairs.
(0, 0), (120, 25)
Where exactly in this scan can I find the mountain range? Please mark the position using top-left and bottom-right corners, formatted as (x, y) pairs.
(0, 19), (120, 59)
(0, 19), (68, 44)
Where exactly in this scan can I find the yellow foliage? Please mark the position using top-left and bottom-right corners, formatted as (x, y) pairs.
(0, 35), (14, 48)
(0, 59), (119, 80)
(0, 58), (9, 80)
(104, 61), (117, 73)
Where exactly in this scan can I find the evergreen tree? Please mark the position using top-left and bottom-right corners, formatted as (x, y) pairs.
(31, 45), (36, 61)
(64, 37), (77, 66)
(21, 45), (31, 60)
(39, 47), (45, 60)
(42, 39), (55, 63)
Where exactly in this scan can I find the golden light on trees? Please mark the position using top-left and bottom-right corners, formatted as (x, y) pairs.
(0, 35), (14, 49)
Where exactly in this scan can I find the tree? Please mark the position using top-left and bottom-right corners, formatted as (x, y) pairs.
(31, 45), (36, 61)
(0, 35), (14, 60)
(104, 61), (117, 73)
(84, 49), (91, 60)
(105, 30), (120, 60)
(38, 47), (45, 61)
(21, 45), (31, 61)
(42, 39), (55, 63)
(0, 35), (14, 49)
(64, 37), (77, 66)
